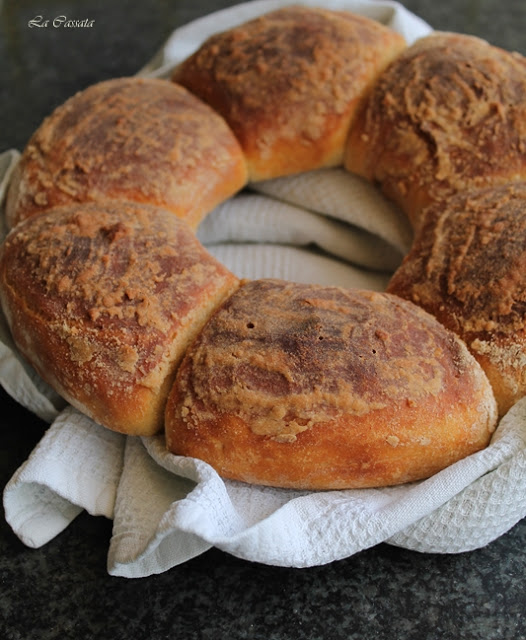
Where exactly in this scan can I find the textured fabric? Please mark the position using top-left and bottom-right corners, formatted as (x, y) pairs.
(3, 1), (526, 579)
(113, 400), (526, 574)
(3, 406), (124, 548)
(198, 187), (410, 272)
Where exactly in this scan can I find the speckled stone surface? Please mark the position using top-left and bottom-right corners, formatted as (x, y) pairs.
(1, 1), (526, 639)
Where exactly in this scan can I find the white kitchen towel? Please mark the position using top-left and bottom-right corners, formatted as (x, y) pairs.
(107, 400), (526, 576)
(4, 406), (124, 548)
(197, 187), (411, 273)
(3, 0), (526, 579)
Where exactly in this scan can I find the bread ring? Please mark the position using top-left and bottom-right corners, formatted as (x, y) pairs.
(3, 6), (523, 490)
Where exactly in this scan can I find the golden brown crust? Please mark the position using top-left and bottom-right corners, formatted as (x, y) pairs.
(165, 279), (497, 490)
(345, 32), (526, 228)
(3, 11), (521, 488)
(387, 183), (526, 416)
(173, 6), (406, 181)
(5, 77), (248, 230)
(0, 201), (240, 435)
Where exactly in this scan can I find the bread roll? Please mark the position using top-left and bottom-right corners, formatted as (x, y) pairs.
(165, 279), (497, 490)
(387, 183), (526, 417)
(5, 77), (248, 230)
(345, 32), (526, 229)
(173, 6), (406, 181)
(0, 201), (239, 435)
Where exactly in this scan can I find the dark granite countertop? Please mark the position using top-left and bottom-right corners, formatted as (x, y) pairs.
(1, 1), (526, 638)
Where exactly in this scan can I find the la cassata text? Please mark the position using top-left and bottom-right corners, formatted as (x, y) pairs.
(28, 15), (95, 28)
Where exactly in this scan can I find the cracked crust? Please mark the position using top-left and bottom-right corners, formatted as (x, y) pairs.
(166, 279), (497, 489)
(0, 201), (239, 435)
(345, 32), (526, 229)
(388, 183), (526, 416)
(5, 77), (248, 230)
(173, 6), (406, 180)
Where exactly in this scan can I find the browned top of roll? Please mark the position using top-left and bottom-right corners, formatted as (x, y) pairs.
(388, 183), (526, 336)
(173, 6), (406, 180)
(6, 77), (248, 230)
(0, 201), (239, 434)
(387, 183), (526, 414)
(166, 279), (497, 489)
(170, 278), (487, 434)
(345, 32), (526, 227)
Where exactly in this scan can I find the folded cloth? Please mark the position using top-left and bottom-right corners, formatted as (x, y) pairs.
(200, 175), (413, 273)
(251, 169), (413, 257)
(206, 243), (393, 290)
(3, 406), (124, 548)
(107, 401), (526, 576)
(3, 0), (526, 579)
